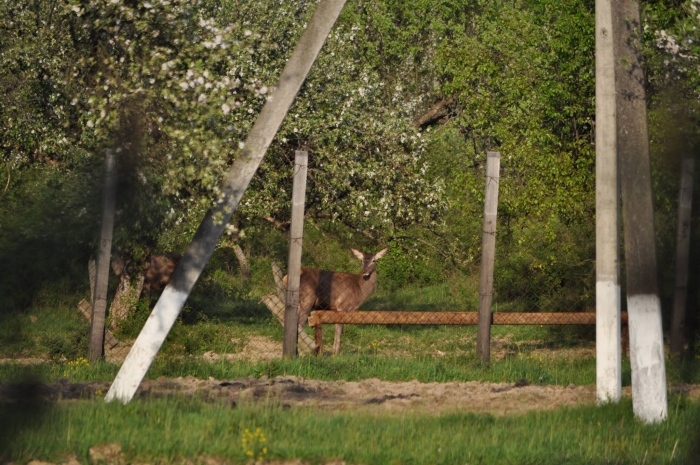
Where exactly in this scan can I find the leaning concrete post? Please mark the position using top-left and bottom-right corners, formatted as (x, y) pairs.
(613, 0), (668, 423)
(594, 0), (622, 404)
(284, 151), (309, 357)
(477, 151), (501, 364)
(89, 148), (117, 363)
(106, 0), (347, 404)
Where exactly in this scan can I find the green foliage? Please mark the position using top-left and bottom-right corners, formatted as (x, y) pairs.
(436, 0), (596, 214)
(0, 161), (99, 310)
(414, 0), (597, 303)
(1, 0), (449, 273)
(222, 0), (447, 242)
(643, 0), (700, 321)
(644, 0), (700, 115)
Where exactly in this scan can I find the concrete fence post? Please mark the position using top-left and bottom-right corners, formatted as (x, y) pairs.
(477, 151), (501, 365)
(594, 0), (622, 405)
(283, 151), (309, 357)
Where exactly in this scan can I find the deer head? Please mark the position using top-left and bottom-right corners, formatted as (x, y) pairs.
(352, 247), (389, 280)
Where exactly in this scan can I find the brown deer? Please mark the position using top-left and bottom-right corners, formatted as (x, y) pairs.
(284, 248), (388, 354)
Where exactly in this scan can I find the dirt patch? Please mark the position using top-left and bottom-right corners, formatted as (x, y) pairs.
(531, 347), (596, 359)
(3, 376), (697, 415)
(203, 336), (282, 363)
(104, 336), (283, 365)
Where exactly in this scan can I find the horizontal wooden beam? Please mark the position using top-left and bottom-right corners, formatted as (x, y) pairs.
(308, 311), (629, 327)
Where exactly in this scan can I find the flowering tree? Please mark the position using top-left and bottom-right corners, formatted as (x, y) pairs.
(1, 0), (445, 262)
(216, 0), (446, 243)
(648, 0), (700, 103)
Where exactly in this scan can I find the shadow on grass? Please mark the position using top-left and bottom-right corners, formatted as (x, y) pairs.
(183, 299), (271, 325)
(678, 357), (700, 384)
(0, 368), (54, 462)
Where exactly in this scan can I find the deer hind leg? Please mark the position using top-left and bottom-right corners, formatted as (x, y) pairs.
(332, 323), (344, 355)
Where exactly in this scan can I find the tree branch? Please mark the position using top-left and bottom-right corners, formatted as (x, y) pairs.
(413, 98), (454, 129)
(341, 220), (378, 241)
(262, 215), (290, 232)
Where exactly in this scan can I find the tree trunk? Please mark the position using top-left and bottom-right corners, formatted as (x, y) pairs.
(232, 244), (251, 279)
(109, 272), (145, 330)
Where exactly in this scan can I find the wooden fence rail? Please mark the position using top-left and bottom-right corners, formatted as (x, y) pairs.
(309, 311), (629, 354)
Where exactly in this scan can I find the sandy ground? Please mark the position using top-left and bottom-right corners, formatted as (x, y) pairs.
(2, 375), (699, 416)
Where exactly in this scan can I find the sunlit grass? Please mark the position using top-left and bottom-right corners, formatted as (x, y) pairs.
(0, 396), (697, 464)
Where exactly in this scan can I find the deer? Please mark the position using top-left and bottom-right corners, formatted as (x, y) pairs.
(283, 247), (389, 355)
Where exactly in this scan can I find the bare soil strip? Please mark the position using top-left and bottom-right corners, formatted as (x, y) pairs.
(2, 376), (698, 415)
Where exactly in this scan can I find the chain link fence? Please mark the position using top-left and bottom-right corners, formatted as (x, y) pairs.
(90, 232), (601, 366)
(75, 157), (602, 366)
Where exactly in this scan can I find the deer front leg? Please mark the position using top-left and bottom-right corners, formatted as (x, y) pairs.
(332, 323), (344, 355)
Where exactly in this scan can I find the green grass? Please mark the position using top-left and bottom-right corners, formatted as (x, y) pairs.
(1, 244), (699, 464)
(1, 395), (697, 464)
(0, 351), (618, 387)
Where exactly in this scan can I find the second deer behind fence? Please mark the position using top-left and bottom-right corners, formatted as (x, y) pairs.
(284, 247), (388, 354)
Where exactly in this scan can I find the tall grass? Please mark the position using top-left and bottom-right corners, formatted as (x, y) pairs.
(1, 395), (697, 464)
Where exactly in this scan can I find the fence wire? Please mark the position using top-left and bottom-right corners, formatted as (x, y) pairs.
(95, 233), (600, 366)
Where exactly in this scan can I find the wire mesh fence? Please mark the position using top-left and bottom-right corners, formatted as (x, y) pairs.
(91, 233), (602, 366)
(99, 249), (287, 364)
(76, 154), (602, 366)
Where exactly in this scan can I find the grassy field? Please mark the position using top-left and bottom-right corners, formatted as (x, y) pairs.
(1, 395), (698, 464)
(2, 268), (699, 464)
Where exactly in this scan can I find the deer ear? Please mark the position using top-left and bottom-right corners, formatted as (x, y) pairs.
(351, 249), (364, 260)
(374, 247), (389, 260)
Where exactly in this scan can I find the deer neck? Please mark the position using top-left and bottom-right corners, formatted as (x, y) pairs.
(359, 271), (377, 297)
